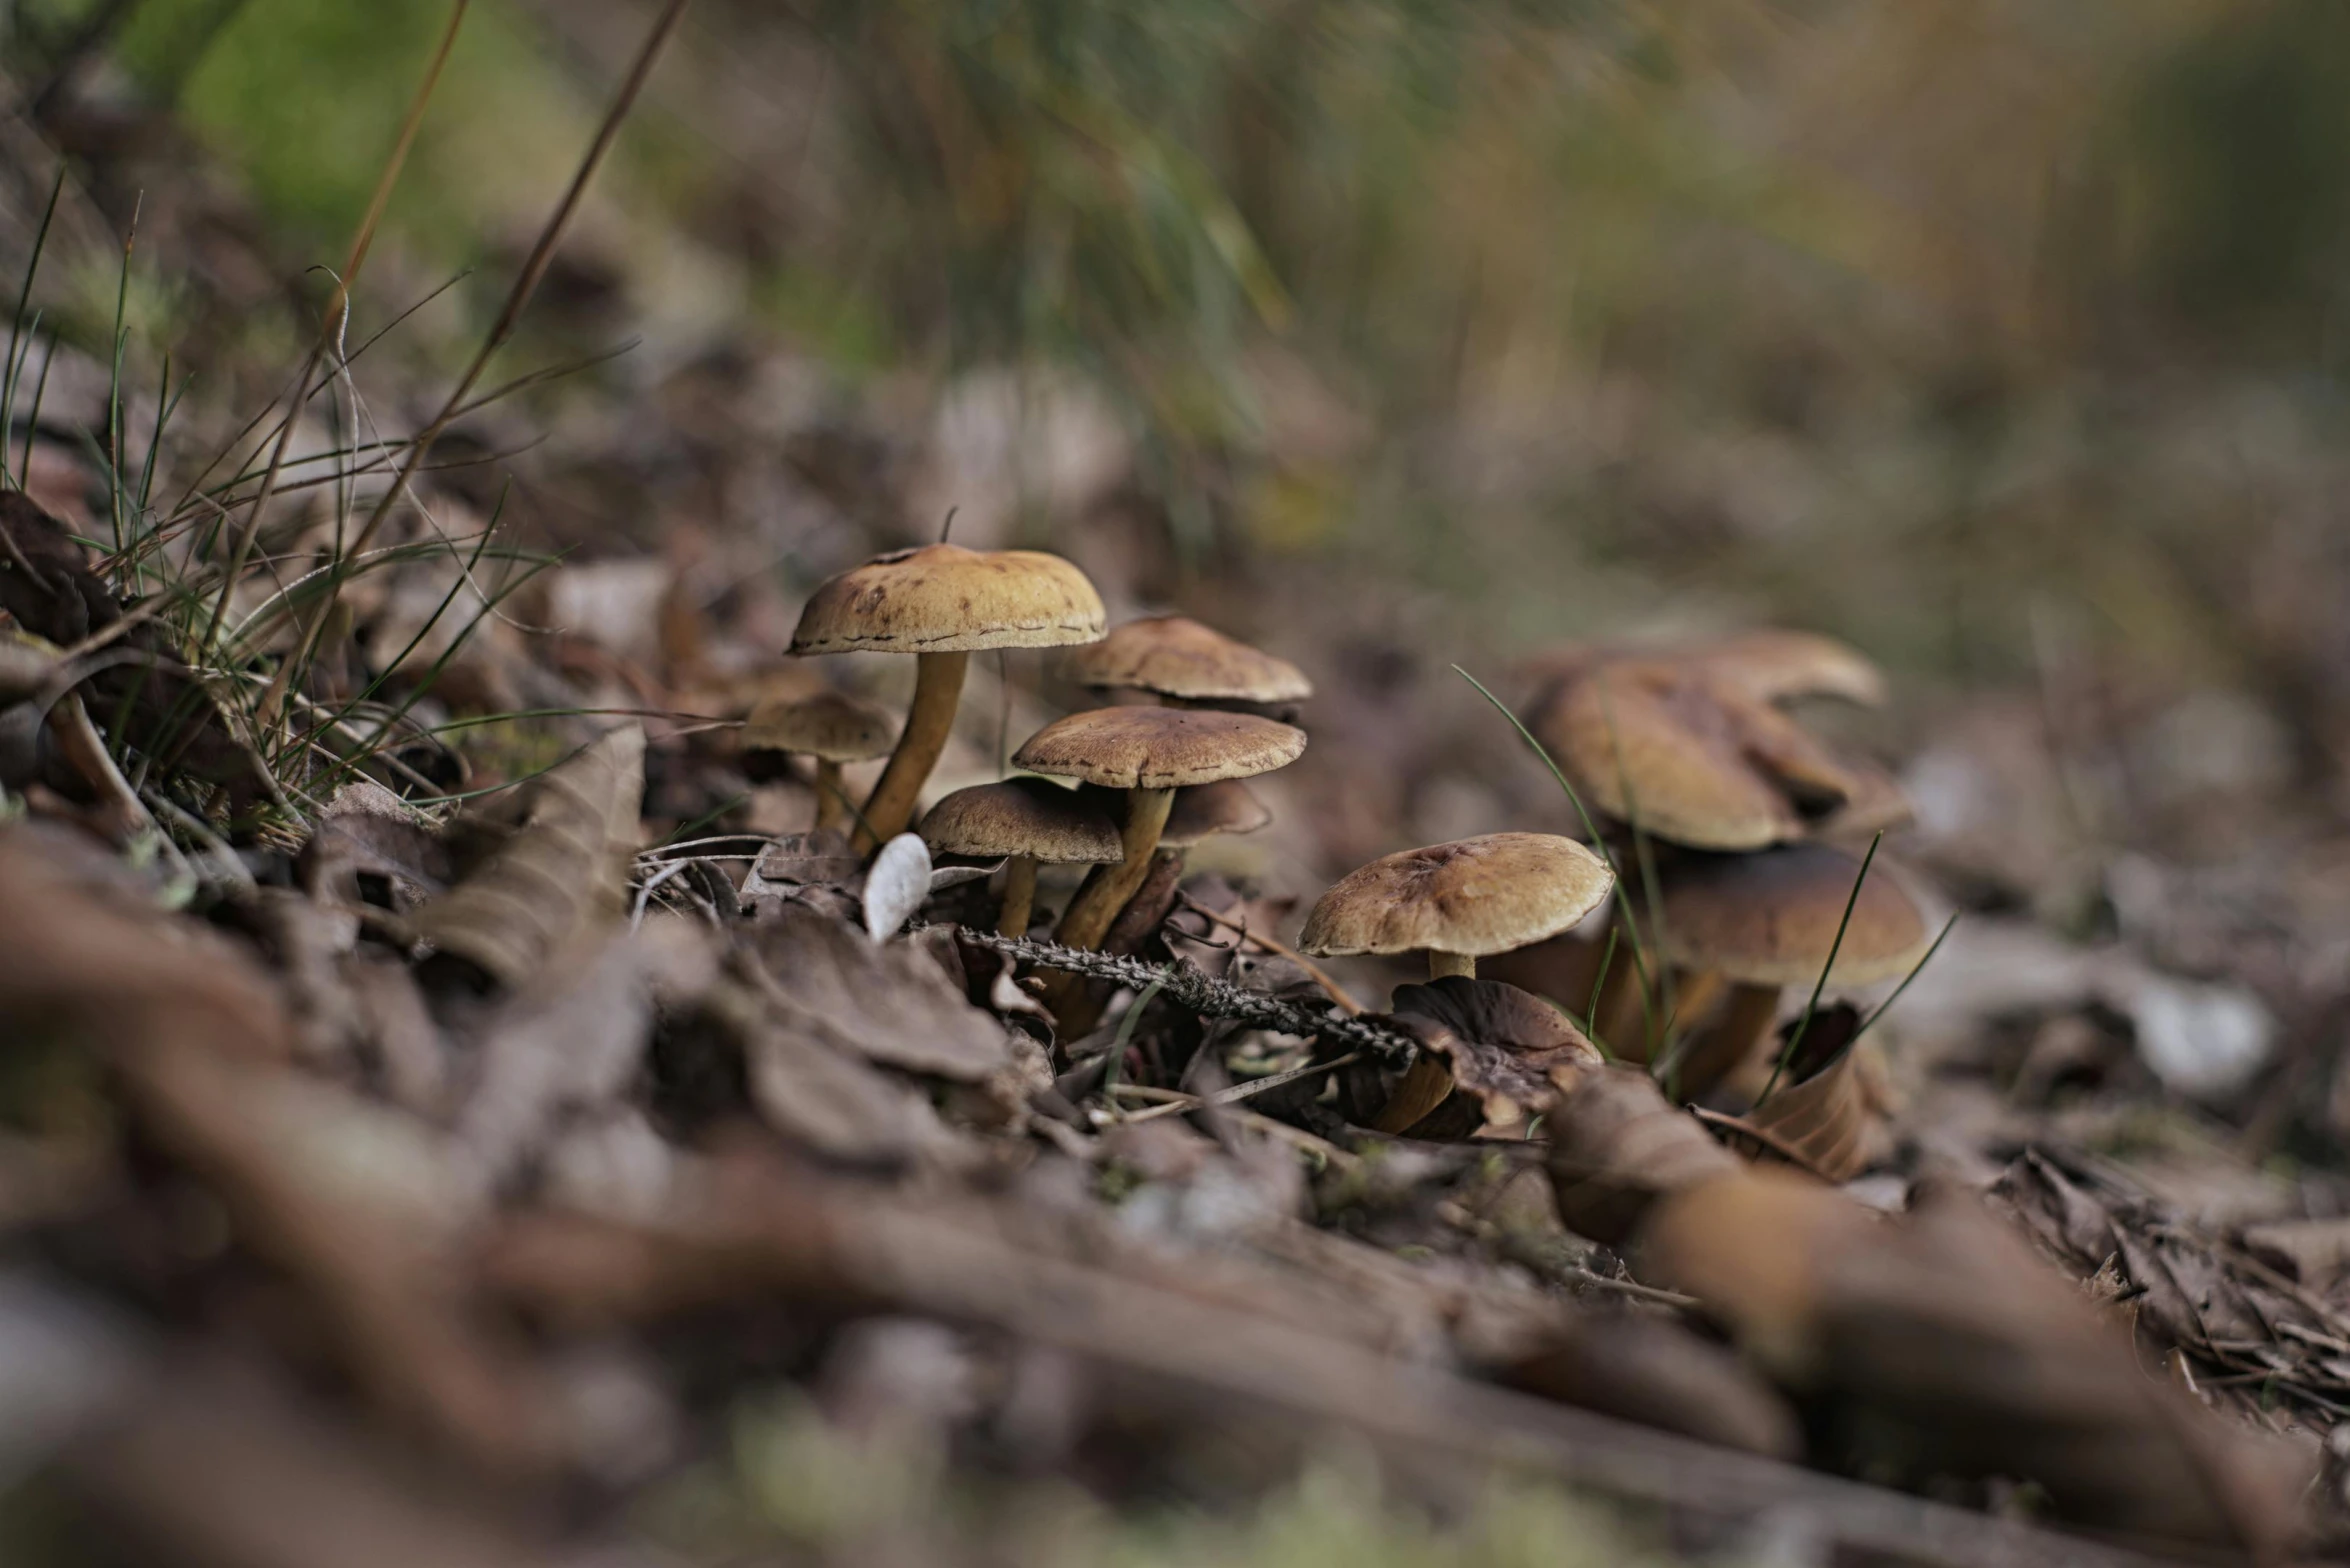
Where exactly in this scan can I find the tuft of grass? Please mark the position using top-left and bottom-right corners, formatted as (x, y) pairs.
(1755, 830), (1882, 1106)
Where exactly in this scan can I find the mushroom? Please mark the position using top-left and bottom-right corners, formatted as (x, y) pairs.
(1527, 633), (1895, 852)
(1687, 629), (1888, 708)
(1298, 833), (1614, 1134)
(1297, 832), (1615, 983)
(1643, 842), (1928, 1097)
(1012, 706), (1307, 952)
(791, 544), (1106, 851)
(740, 689), (896, 837)
(919, 777), (1122, 937)
(1066, 614), (1312, 710)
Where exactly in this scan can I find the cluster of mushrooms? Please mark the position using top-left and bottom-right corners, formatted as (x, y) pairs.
(754, 540), (1930, 1127)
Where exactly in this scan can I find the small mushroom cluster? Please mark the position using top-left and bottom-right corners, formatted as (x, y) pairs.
(786, 550), (1306, 970)
(1523, 634), (1931, 1095)
(785, 540), (1927, 1133)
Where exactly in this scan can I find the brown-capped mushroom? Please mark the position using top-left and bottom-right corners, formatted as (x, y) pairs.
(919, 777), (1121, 937)
(741, 689), (896, 837)
(1067, 615), (1312, 708)
(1297, 833), (1615, 982)
(1527, 634), (1896, 853)
(1644, 842), (1928, 1095)
(1012, 706), (1306, 952)
(792, 544), (1105, 851)
(1299, 833), (1614, 1133)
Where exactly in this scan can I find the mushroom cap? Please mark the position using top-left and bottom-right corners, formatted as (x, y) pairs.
(1650, 843), (1929, 987)
(741, 689), (897, 763)
(1531, 662), (1871, 852)
(790, 544), (1107, 655)
(1298, 832), (1615, 960)
(1012, 706), (1306, 791)
(1091, 778), (1273, 848)
(1067, 615), (1312, 704)
(920, 777), (1123, 864)
(1691, 630), (1886, 707)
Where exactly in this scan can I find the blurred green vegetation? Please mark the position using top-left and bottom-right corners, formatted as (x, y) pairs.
(16, 0), (2350, 694)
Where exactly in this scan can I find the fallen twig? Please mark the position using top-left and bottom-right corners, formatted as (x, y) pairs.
(948, 926), (1419, 1064)
(1174, 892), (1365, 1015)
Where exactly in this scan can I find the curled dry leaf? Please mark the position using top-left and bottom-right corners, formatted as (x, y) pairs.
(1637, 1172), (2313, 1558)
(738, 829), (861, 908)
(456, 921), (714, 1189)
(0, 493), (276, 812)
(702, 953), (962, 1167)
(1377, 977), (1603, 1137)
(1737, 1005), (1893, 1183)
(299, 779), (452, 912)
(410, 725), (646, 988)
(745, 901), (1015, 1082)
(862, 831), (933, 941)
(1543, 1065), (1743, 1247)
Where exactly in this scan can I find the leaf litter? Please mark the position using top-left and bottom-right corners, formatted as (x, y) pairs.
(6, 55), (2350, 1568)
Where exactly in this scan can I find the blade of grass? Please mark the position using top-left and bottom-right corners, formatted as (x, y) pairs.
(1583, 923), (1618, 1060)
(1453, 663), (1658, 1000)
(0, 166), (63, 491)
(1852, 910), (1959, 1042)
(1103, 963), (1176, 1112)
(104, 194), (139, 566)
(1595, 672), (1673, 1059)
(16, 320), (53, 489)
(1754, 830), (1883, 1106)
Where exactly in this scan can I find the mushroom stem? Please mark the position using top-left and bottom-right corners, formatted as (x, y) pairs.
(811, 758), (847, 836)
(855, 650), (969, 852)
(1665, 967), (1727, 1038)
(1053, 786), (1175, 952)
(1373, 951), (1476, 1133)
(997, 855), (1039, 938)
(1696, 982), (1784, 1101)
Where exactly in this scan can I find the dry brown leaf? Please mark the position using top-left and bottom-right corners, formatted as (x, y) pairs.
(1638, 1172), (2313, 1557)
(299, 779), (452, 912)
(1377, 977), (1603, 1137)
(0, 493), (276, 811)
(455, 921), (713, 1188)
(1739, 1007), (1892, 1183)
(410, 725), (645, 988)
(744, 901), (1015, 1082)
(1543, 1065), (1743, 1246)
(739, 829), (860, 908)
(688, 952), (963, 1167)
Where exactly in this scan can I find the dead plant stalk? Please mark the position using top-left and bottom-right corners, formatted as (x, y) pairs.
(256, 0), (694, 729)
